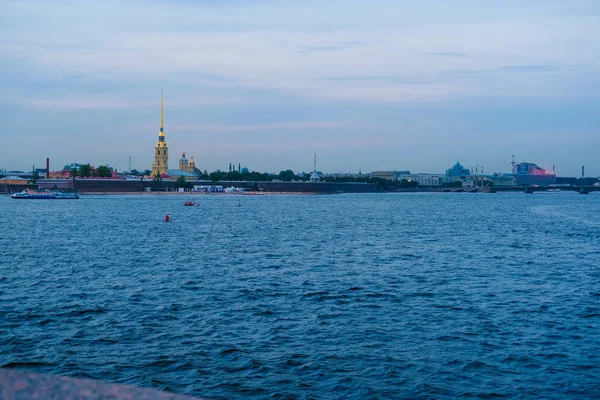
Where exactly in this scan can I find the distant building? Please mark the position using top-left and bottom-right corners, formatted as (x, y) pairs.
(508, 159), (556, 185)
(168, 169), (197, 181)
(487, 157), (557, 186)
(64, 163), (84, 171)
(310, 153), (321, 182)
(38, 179), (72, 190)
(151, 92), (202, 179)
(1, 176), (27, 185)
(170, 152), (199, 179)
(371, 171), (396, 181)
(193, 185), (224, 193)
(446, 160), (471, 177)
(397, 173), (443, 187)
(178, 152), (198, 173)
(152, 90), (169, 176)
(490, 173), (517, 187)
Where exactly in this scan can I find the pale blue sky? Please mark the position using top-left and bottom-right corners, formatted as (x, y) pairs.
(1, 0), (599, 175)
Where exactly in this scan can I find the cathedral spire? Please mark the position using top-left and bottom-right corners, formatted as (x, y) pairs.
(152, 89), (169, 176)
(159, 89), (164, 137)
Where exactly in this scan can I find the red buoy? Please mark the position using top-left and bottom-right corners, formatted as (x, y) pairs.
(165, 214), (170, 222)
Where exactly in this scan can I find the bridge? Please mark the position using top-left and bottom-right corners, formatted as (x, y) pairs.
(434, 186), (600, 194)
(493, 185), (600, 194)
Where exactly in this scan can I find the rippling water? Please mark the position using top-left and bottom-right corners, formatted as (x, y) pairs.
(1, 192), (600, 399)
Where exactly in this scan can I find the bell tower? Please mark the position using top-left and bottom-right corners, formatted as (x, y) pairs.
(152, 90), (169, 176)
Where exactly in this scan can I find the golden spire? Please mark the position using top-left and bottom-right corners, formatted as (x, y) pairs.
(159, 89), (164, 137)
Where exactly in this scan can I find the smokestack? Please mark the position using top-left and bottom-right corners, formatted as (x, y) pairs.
(46, 158), (49, 179)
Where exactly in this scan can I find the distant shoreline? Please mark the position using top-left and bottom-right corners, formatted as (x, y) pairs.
(79, 191), (317, 196)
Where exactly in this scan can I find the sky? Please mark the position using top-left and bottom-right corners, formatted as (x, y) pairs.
(1, 0), (599, 176)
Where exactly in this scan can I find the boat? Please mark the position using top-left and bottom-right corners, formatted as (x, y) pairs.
(11, 190), (79, 199)
(547, 188), (561, 192)
(54, 192), (80, 199)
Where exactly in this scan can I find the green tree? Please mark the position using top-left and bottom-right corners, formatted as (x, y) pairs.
(143, 170), (152, 176)
(443, 180), (463, 188)
(153, 172), (162, 183)
(130, 169), (139, 176)
(70, 168), (78, 177)
(397, 179), (419, 189)
(209, 171), (228, 182)
(31, 170), (40, 183)
(96, 165), (112, 177)
(175, 175), (187, 188)
(278, 169), (296, 181)
(227, 171), (242, 181)
(79, 164), (92, 177)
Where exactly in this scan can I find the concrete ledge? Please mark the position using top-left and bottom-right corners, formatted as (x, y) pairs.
(0, 368), (202, 400)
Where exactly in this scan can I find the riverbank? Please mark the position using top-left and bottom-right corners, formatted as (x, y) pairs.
(79, 191), (317, 196)
(32, 179), (378, 194)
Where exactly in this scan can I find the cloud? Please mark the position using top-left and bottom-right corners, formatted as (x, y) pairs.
(4, 92), (251, 110)
(158, 121), (359, 133)
(422, 52), (470, 58)
(297, 41), (364, 54)
(499, 65), (555, 72)
(3, 0), (593, 105)
(12, 97), (137, 110)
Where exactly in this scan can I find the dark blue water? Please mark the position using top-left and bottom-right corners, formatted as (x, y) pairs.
(1, 192), (600, 399)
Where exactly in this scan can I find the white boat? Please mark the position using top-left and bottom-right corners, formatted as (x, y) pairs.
(11, 190), (79, 199)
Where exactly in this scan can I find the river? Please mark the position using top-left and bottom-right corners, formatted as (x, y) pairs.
(1, 192), (599, 398)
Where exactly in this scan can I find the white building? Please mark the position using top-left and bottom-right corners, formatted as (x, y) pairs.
(371, 171), (396, 181)
(397, 173), (444, 187)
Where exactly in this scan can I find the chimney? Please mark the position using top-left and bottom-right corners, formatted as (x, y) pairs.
(46, 158), (50, 179)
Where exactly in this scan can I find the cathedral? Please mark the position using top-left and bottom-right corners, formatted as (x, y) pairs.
(151, 90), (169, 176)
(178, 152), (196, 173)
(151, 91), (199, 179)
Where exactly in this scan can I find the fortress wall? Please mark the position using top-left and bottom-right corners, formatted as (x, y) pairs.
(209, 181), (377, 193)
(72, 179), (377, 193)
(22, 179), (378, 194)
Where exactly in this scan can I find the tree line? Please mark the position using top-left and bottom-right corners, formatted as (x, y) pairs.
(69, 164), (112, 178)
